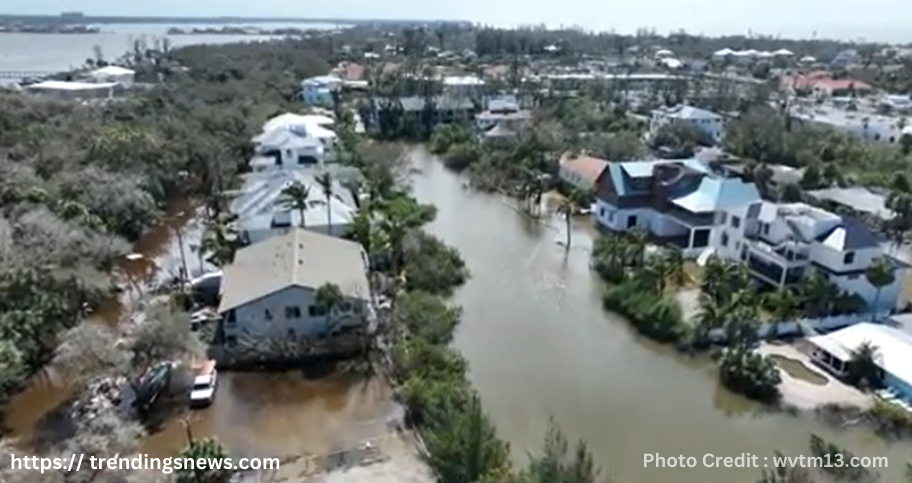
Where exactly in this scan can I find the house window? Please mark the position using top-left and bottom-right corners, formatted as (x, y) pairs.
(599, 207), (605, 218)
(339, 301), (353, 312)
(627, 215), (637, 229)
(731, 216), (741, 228)
(309, 305), (329, 317)
(848, 273), (860, 280)
(762, 223), (770, 235)
(721, 231), (729, 247)
(288, 329), (296, 338)
(844, 252), (855, 264)
(264, 309), (273, 321)
(226, 336), (237, 347)
(225, 310), (236, 327)
(285, 306), (302, 319)
(718, 212), (727, 224)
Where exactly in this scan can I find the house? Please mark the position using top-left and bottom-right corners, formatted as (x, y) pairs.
(442, 75), (485, 98)
(232, 170), (358, 244)
(88, 65), (135, 87)
(559, 153), (608, 192)
(791, 105), (906, 144)
(218, 228), (371, 345)
(25, 80), (120, 100)
(649, 105), (725, 145)
(715, 200), (907, 310)
(786, 72), (872, 97)
(369, 96), (476, 129)
(593, 158), (761, 257)
(254, 114), (338, 165)
(807, 186), (894, 223)
(250, 129), (325, 170)
(300, 75), (342, 106)
(808, 323), (912, 402)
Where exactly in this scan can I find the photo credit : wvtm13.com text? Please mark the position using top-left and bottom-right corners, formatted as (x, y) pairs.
(644, 452), (888, 469)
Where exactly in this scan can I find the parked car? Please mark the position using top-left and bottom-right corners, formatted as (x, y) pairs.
(189, 360), (218, 408)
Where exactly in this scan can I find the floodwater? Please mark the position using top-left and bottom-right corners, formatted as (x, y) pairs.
(2, 201), (394, 460)
(4, 145), (912, 481)
(0, 22), (339, 74)
(406, 146), (912, 483)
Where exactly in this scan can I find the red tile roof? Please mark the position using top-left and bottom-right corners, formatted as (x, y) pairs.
(560, 152), (609, 184)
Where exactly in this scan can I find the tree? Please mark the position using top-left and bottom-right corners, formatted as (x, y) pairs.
(177, 437), (234, 483)
(556, 191), (582, 249)
(846, 341), (883, 389)
(718, 344), (781, 402)
(865, 257), (895, 318)
(200, 215), (238, 267)
(314, 282), (345, 334)
(422, 393), (511, 483)
(315, 171), (335, 235)
(763, 287), (798, 339)
(520, 418), (606, 483)
(279, 181), (311, 228)
(378, 195), (437, 277)
(393, 290), (462, 344)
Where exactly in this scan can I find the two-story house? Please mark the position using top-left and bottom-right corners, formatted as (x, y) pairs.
(716, 200), (907, 310)
(593, 159), (761, 257)
(218, 228), (371, 346)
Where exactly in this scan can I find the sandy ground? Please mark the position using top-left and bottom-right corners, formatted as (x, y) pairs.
(675, 288), (701, 323)
(236, 432), (434, 483)
(758, 342), (872, 410)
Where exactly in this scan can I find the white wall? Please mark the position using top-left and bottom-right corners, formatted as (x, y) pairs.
(830, 269), (905, 310)
(811, 244), (880, 274)
(224, 286), (367, 342)
(594, 200), (654, 232)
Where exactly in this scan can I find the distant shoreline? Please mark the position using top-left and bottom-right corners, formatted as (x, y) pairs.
(0, 14), (460, 27)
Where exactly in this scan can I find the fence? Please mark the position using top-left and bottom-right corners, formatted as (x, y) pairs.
(707, 312), (891, 342)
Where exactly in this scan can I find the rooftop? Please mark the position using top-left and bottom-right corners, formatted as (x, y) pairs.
(670, 177), (761, 213)
(809, 322), (912, 387)
(232, 170), (357, 230)
(560, 153), (609, 184)
(27, 80), (118, 91)
(655, 105), (722, 121)
(807, 186), (894, 220)
(218, 228), (369, 313)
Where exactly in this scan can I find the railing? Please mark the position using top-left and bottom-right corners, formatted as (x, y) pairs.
(0, 70), (57, 79)
(708, 312), (889, 342)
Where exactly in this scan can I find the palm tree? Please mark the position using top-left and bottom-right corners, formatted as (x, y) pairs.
(378, 196), (436, 277)
(200, 221), (238, 268)
(798, 269), (836, 318)
(279, 181), (311, 228)
(865, 257), (896, 319)
(315, 171), (335, 235)
(847, 341), (883, 389)
(556, 191), (583, 249)
(315, 282), (346, 334)
(623, 228), (647, 268)
(764, 287), (797, 339)
(177, 437), (233, 483)
(694, 291), (727, 345)
(660, 247), (686, 288)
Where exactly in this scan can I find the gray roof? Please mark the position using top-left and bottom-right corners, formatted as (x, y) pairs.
(255, 129), (324, 151)
(218, 228), (369, 313)
(231, 170), (357, 231)
(807, 186), (894, 220)
(376, 96), (475, 112)
(814, 217), (880, 250)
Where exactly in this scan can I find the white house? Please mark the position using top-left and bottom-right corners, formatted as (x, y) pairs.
(25, 80), (119, 100)
(218, 228), (371, 345)
(650, 105), (725, 145)
(715, 200), (907, 310)
(254, 113), (339, 165)
(89, 65), (136, 87)
(593, 158), (761, 258)
(231, 169), (358, 244)
(808, 323), (912, 403)
(442, 75), (485, 98)
(251, 129), (325, 170)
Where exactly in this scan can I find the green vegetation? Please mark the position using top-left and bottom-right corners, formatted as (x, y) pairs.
(177, 436), (234, 483)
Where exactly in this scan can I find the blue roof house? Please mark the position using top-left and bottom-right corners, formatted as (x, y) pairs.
(593, 158), (760, 257)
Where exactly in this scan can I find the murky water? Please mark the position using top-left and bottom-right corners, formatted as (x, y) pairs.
(407, 147), (911, 483)
(5, 147), (912, 482)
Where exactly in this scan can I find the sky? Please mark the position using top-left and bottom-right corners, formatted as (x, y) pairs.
(8, 0), (912, 43)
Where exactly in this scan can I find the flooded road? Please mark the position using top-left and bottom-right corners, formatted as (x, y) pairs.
(5, 149), (912, 482)
(407, 147), (911, 483)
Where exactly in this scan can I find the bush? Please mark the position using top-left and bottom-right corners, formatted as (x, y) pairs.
(442, 141), (483, 171)
(603, 280), (685, 342)
(867, 398), (912, 436)
(718, 345), (781, 402)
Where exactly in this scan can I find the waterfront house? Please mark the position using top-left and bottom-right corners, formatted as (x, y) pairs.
(300, 75), (342, 106)
(475, 98), (532, 133)
(593, 158), (761, 257)
(808, 323), (912, 403)
(88, 65), (135, 87)
(649, 105), (725, 145)
(442, 75), (486, 99)
(232, 170), (358, 244)
(558, 152), (608, 192)
(806, 186), (894, 223)
(368, 96), (477, 131)
(715, 200), (907, 310)
(218, 228), (371, 345)
(786, 72), (872, 98)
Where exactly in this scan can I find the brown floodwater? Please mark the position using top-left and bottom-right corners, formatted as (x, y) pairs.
(6, 148), (912, 482)
(2, 199), (394, 460)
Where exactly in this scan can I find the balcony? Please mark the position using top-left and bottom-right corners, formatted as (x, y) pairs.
(743, 252), (806, 286)
(744, 234), (809, 264)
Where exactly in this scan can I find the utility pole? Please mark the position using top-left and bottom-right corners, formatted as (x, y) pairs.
(175, 214), (189, 285)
